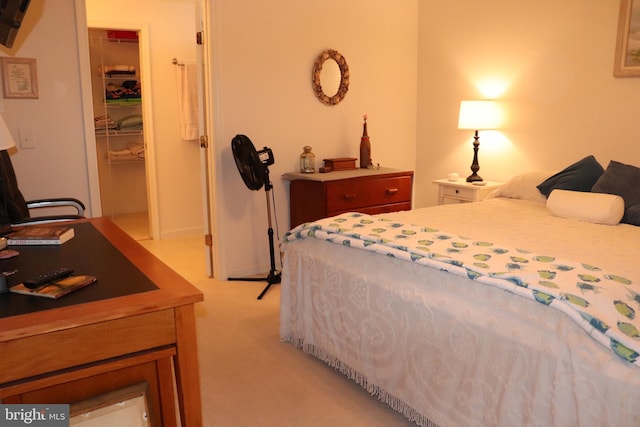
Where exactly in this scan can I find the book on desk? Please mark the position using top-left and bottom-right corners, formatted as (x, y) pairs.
(6, 225), (75, 245)
(10, 275), (97, 299)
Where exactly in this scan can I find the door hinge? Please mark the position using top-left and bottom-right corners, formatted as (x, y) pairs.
(196, 31), (204, 45)
(204, 234), (213, 246)
(200, 135), (208, 148)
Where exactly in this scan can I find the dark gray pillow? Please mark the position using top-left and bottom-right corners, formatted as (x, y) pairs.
(537, 155), (604, 197)
(592, 160), (640, 226)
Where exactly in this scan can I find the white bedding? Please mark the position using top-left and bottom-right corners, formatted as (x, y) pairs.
(280, 198), (640, 427)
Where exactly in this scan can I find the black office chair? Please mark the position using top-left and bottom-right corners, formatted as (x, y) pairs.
(0, 150), (85, 228)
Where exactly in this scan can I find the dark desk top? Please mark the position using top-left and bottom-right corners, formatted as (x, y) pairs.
(0, 221), (158, 318)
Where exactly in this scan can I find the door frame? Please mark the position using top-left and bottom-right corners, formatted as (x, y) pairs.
(196, 0), (216, 276)
(74, 0), (100, 218)
(75, 0), (160, 240)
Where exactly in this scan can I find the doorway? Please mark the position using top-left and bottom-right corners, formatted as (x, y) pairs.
(87, 28), (151, 240)
(76, 0), (216, 276)
(82, 0), (206, 243)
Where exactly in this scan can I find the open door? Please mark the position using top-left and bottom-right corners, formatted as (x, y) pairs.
(196, 0), (216, 277)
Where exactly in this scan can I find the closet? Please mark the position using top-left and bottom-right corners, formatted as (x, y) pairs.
(88, 28), (149, 238)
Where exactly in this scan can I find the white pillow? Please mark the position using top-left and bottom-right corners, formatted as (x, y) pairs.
(486, 171), (553, 204)
(547, 189), (624, 225)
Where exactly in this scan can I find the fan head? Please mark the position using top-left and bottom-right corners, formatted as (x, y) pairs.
(231, 134), (266, 191)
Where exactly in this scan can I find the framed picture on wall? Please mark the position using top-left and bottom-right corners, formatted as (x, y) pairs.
(614, 0), (640, 76)
(0, 57), (38, 98)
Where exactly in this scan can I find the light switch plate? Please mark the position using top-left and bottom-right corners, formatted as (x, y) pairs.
(19, 127), (35, 149)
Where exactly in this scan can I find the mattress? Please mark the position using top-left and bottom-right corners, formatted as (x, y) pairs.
(280, 197), (640, 427)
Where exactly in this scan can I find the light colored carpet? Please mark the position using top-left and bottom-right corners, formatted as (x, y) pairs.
(138, 235), (415, 426)
(110, 212), (151, 241)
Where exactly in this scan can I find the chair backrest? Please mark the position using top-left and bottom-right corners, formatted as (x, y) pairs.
(0, 150), (29, 225)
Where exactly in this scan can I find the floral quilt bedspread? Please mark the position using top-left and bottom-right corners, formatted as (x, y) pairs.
(283, 212), (640, 367)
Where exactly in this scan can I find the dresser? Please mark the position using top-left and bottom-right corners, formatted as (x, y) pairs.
(433, 178), (502, 205)
(284, 168), (413, 228)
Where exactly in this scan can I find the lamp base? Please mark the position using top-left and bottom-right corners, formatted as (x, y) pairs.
(466, 173), (483, 183)
(467, 131), (482, 183)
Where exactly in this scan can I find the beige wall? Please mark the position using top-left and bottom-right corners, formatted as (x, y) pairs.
(0, 1), (91, 211)
(416, 1), (640, 208)
(210, 0), (419, 278)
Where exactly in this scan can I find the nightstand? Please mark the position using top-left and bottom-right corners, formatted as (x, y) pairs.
(284, 168), (414, 228)
(433, 178), (503, 205)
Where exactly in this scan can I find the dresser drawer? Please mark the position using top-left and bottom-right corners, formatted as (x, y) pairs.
(286, 169), (414, 228)
(326, 175), (412, 211)
(330, 201), (412, 217)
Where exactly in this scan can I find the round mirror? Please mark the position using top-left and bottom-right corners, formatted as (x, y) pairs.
(312, 49), (349, 105)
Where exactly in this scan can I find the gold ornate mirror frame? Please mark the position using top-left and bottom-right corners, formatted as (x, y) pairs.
(312, 49), (349, 105)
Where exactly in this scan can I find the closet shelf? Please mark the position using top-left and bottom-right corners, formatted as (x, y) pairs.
(107, 157), (145, 165)
(95, 129), (143, 137)
(104, 99), (142, 107)
(99, 72), (137, 80)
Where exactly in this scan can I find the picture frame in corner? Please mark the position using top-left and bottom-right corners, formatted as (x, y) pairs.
(614, 0), (640, 77)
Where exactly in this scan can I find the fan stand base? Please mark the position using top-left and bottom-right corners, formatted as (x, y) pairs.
(228, 270), (281, 300)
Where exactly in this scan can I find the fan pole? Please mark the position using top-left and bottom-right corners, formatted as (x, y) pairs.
(258, 168), (281, 300)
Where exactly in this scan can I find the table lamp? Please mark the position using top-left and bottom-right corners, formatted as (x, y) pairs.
(0, 113), (16, 151)
(457, 100), (499, 182)
(0, 113), (16, 232)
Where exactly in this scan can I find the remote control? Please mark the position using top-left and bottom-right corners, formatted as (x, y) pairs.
(23, 267), (74, 289)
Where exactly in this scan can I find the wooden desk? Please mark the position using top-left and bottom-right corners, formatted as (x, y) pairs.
(0, 218), (204, 426)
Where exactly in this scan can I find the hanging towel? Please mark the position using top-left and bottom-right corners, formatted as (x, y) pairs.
(176, 62), (199, 141)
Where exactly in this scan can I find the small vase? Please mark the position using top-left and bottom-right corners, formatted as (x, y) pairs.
(360, 115), (371, 169)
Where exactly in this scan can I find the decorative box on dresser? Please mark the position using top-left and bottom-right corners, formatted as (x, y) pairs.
(433, 178), (503, 205)
(284, 168), (414, 228)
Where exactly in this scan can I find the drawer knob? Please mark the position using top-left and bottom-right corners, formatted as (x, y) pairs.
(455, 189), (459, 194)
(344, 193), (357, 200)
(386, 188), (398, 195)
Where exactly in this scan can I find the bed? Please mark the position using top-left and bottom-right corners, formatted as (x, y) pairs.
(279, 160), (640, 427)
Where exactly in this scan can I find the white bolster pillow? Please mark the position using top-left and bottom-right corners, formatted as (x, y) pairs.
(547, 189), (624, 225)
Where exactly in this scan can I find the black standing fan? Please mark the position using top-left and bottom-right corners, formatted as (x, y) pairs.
(229, 134), (281, 299)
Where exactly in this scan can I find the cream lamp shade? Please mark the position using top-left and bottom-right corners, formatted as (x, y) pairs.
(457, 100), (500, 130)
(0, 114), (16, 151)
(457, 100), (500, 182)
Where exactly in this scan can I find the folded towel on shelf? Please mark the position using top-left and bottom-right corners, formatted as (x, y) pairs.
(105, 81), (141, 101)
(127, 143), (145, 158)
(94, 114), (118, 131)
(109, 149), (134, 158)
(108, 150), (141, 162)
(108, 143), (145, 162)
(99, 64), (136, 76)
(117, 115), (143, 130)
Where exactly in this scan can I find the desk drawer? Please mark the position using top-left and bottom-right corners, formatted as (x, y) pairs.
(326, 175), (412, 211)
(0, 310), (176, 384)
